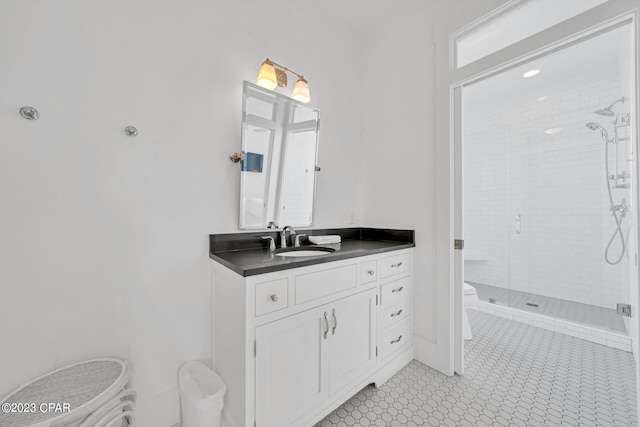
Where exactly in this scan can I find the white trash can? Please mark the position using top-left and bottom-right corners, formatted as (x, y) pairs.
(178, 361), (226, 427)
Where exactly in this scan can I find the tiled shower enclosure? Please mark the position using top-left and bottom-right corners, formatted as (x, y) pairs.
(463, 25), (636, 338)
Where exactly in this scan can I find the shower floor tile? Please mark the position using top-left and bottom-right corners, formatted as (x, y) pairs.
(471, 282), (627, 333)
(316, 310), (637, 427)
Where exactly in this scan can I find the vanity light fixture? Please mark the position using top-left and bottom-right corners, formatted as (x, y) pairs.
(257, 59), (278, 90)
(291, 77), (311, 103)
(256, 58), (311, 103)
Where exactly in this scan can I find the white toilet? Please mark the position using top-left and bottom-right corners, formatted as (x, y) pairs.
(463, 282), (478, 340)
(464, 282), (479, 307)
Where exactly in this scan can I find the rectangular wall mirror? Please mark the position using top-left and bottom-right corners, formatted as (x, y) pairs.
(239, 81), (320, 229)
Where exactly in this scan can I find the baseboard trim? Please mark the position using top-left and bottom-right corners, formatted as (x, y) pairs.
(413, 334), (451, 375)
(137, 387), (180, 427)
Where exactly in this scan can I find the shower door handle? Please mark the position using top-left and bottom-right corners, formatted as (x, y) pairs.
(515, 214), (521, 235)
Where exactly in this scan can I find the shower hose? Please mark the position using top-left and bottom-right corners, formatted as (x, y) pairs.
(604, 140), (628, 265)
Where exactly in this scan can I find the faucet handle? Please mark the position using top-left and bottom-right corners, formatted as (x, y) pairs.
(261, 236), (276, 251)
(294, 234), (307, 247)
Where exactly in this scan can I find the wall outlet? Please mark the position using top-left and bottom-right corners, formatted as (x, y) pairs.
(348, 210), (355, 224)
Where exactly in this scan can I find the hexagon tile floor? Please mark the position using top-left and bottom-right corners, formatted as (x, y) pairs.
(316, 309), (638, 427)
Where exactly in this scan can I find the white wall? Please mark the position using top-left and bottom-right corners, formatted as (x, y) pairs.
(0, 1), (362, 425)
(359, 5), (437, 355)
(6, 0), (611, 425)
(360, 0), (507, 372)
(464, 66), (631, 309)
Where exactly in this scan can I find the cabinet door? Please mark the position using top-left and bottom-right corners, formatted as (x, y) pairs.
(255, 307), (329, 427)
(328, 288), (377, 395)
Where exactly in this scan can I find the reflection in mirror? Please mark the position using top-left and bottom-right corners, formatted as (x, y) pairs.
(239, 81), (320, 229)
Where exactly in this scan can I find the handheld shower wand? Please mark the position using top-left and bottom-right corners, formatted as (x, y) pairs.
(585, 122), (610, 142)
(585, 121), (628, 265)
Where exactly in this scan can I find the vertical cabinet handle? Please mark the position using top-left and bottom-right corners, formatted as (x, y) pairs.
(323, 312), (329, 339)
(332, 308), (337, 335)
(515, 214), (521, 235)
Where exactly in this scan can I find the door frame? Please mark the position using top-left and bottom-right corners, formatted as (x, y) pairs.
(434, 0), (640, 378)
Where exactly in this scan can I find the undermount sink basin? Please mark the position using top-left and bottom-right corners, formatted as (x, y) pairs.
(274, 247), (336, 257)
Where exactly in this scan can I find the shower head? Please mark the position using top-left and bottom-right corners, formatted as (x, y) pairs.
(586, 122), (610, 142)
(594, 96), (625, 117)
(594, 108), (615, 117)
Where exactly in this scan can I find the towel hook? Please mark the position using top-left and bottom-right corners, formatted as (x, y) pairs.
(125, 126), (138, 137)
(20, 106), (39, 120)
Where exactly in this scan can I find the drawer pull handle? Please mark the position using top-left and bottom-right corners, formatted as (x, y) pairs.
(392, 286), (404, 293)
(391, 262), (403, 268)
(332, 308), (338, 335)
(391, 309), (403, 317)
(323, 312), (329, 340)
(367, 269), (375, 276)
(390, 335), (403, 345)
(270, 294), (278, 302)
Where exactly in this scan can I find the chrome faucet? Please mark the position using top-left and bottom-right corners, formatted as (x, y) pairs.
(280, 225), (296, 248)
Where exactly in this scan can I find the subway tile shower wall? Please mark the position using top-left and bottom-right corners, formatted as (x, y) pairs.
(464, 66), (630, 310)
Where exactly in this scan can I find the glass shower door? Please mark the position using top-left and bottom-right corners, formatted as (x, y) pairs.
(464, 22), (635, 335)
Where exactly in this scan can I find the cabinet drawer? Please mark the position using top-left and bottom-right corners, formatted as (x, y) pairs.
(295, 264), (357, 305)
(378, 319), (412, 360)
(378, 252), (411, 278)
(380, 277), (410, 307)
(379, 301), (410, 331)
(255, 278), (288, 316)
(360, 260), (377, 285)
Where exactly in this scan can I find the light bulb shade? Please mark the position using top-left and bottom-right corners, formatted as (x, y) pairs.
(257, 60), (278, 90)
(292, 77), (311, 103)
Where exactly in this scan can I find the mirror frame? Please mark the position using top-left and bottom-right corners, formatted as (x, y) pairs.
(239, 81), (320, 230)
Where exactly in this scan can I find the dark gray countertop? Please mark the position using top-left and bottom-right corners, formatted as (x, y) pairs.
(209, 228), (415, 277)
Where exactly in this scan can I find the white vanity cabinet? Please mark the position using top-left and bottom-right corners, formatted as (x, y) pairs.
(255, 288), (376, 427)
(211, 248), (413, 427)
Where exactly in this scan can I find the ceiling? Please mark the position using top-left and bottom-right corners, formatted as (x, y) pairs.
(282, 0), (433, 36)
(236, 0), (630, 112)
(464, 24), (631, 113)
